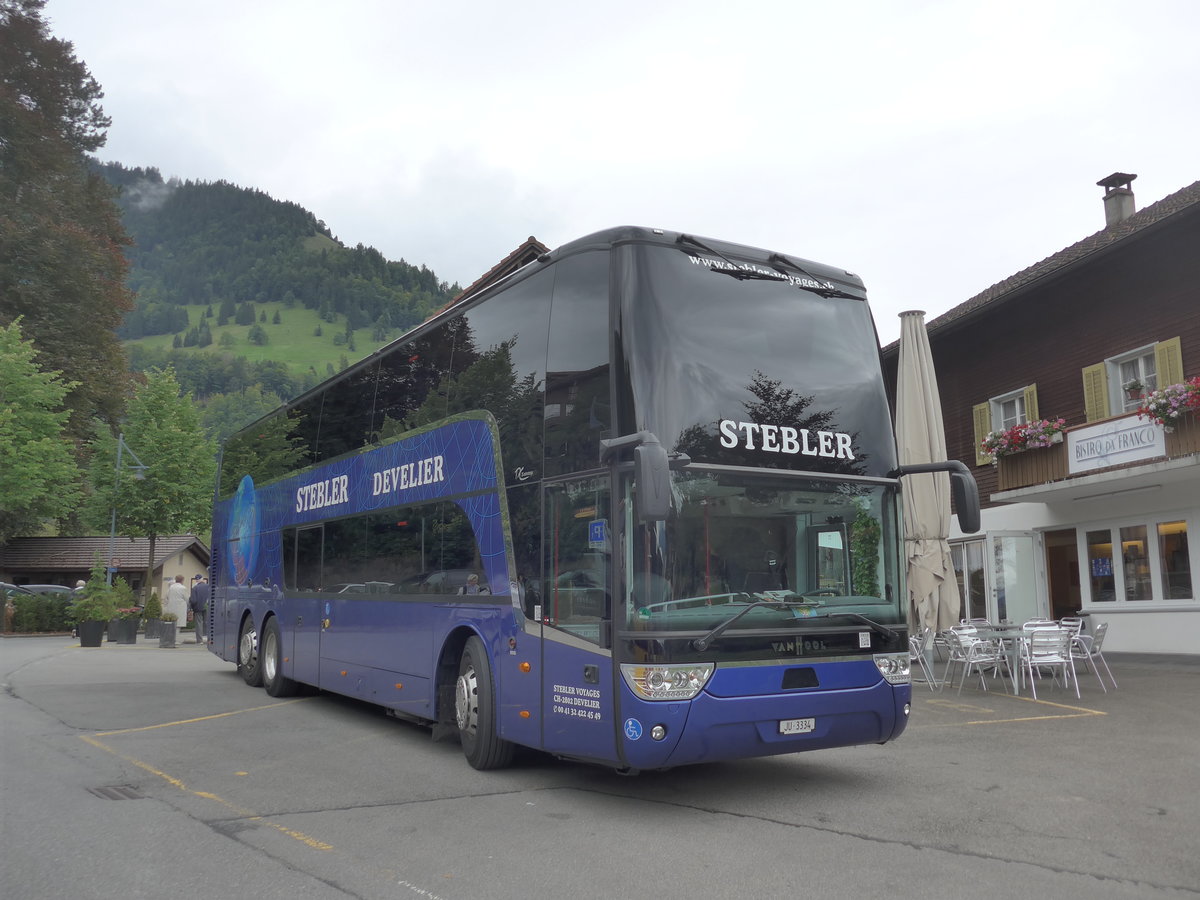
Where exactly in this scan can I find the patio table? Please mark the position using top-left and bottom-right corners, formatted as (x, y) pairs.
(966, 624), (1026, 695)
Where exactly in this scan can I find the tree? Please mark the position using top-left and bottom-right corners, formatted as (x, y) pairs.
(82, 367), (216, 598)
(200, 384), (284, 444)
(0, 319), (81, 542)
(0, 0), (133, 439)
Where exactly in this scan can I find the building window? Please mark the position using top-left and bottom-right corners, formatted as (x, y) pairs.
(1118, 524), (1152, 602)
(1082, 519), (1194, 606)
(1110, 346), (1157, 413)
(991, 390), (1028, 431)
(972, 384), (1040, 466)
(1086, 530), (1115, 603)
(1158, 521), (1193, 599)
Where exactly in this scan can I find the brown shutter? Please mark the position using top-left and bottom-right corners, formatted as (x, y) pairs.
(972, 402), (992, 467)
(1082, 363), (1110, 422)
(1155, 337), (1184, 388)
(1023, 384), (1039, 422)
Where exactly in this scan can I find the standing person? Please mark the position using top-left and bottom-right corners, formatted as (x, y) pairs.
(189, 573), (209, 643)
(166, 574), (189, 632)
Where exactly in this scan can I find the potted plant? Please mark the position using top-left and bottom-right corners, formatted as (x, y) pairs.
(142, 590), (163, 639)
(70, 561), (118, 647)
(159, 612), (178, 648)
(113, 607), (142, 644)
(110, 578), (141, 643)
(1124, 377), (1146, 400)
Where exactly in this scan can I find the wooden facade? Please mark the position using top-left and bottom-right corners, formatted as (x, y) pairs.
(883, 180), (1200, 506)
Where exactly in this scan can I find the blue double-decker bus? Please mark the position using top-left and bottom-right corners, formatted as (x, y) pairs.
(207, 226), (977, 772)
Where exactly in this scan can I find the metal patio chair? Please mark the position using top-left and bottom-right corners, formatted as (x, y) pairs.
(910, 627), (938, 691)
(1021, 628), (1079, 699)
(943, 625), (1012, 695)
(1071, 621), (1118, 692)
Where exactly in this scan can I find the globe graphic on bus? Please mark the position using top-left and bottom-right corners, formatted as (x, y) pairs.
(227, 475), (260, 586)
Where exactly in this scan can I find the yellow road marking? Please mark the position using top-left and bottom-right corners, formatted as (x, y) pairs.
(914, 691), (1106, 727)
(80, 701), (333, 852)
(94, 698), (309, 736)
(926, 698), (995, 713)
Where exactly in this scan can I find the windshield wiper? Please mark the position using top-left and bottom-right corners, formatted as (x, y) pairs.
(767, 252), (861, 300)
(676, 234), (786, 282)
(808, 612), (899, 641)
(691, 600), (801, 651)
(691, 603), (900, 651)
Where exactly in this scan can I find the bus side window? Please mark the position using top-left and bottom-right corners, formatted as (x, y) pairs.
(544, 477), (611, 644)
(545, 251), (611, 477)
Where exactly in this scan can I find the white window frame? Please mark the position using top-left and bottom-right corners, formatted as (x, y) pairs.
(1107, 344), (1158, 414)
(990, 389), (1027, 431)
(1077, 514), (1196, 610)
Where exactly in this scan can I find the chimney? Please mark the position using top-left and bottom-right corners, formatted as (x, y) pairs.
(1097, 172), (1137, 227)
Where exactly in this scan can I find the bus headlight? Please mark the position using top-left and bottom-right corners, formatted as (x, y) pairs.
(873, 652), (910, 685)
(620, 663), (714, 701)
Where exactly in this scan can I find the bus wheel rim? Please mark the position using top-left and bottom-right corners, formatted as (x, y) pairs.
(240, 628), (257, 667)
(263, 631), (276, 681)
(455, 666), (477, 734)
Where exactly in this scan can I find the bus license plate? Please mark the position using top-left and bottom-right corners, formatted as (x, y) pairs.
(779, 717), (816, 735)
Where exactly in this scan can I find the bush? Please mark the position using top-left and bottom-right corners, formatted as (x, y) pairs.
(69, 558), (119, 623)
(10, 593), (73, 633)
(142, 590), (162, 620)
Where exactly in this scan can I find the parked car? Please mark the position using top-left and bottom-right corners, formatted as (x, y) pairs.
(400, 570), (485, 594)
(19, 584), (73, 595)
(1, 582), (34, 599)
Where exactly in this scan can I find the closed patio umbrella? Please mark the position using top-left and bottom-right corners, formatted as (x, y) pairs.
(896, 310), (961, 634)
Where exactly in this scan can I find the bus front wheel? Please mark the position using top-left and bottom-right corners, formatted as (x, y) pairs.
(238, 617), (262, 687)
(262, 617), (297, 697)
(455, 636), (513, 770)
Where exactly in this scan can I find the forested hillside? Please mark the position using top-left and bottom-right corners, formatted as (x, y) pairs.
(98, 162), (460, 436)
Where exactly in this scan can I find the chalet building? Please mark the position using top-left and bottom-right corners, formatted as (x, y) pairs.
(883, 174), (1200, 655)
(0, 535), (210, 600)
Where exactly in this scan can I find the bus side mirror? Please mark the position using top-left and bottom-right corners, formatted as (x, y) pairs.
(950, 468), (981, 534)
(890, 460), (981, 534)
(634, 440), (671, 522)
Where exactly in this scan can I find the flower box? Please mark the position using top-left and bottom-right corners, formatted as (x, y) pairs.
(1137, 377), (1200, 431)
(981, 417), (1067, 463)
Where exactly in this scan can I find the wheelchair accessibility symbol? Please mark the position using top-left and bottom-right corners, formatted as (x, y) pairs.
(623, 718), (643, 741)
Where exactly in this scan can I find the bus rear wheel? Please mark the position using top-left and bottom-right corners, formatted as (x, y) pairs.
(262, 617), (297, 697)
(238, 617), (262, 687)
(455, 636), (513, 770)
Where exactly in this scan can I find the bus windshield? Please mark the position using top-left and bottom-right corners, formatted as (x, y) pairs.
(621, 467), (903, 659)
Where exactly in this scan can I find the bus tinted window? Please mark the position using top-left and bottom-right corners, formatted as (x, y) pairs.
(546, 251), (610, 476)
(457, 268), (552, 481)
(282, 501), (495, 595)
(218, 405), (311, 499)
(317, 361), (379, 460)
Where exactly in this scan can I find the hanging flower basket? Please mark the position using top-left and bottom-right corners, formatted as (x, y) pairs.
(980, 417), (1067, 463)
(1137, 377), (1200, 432)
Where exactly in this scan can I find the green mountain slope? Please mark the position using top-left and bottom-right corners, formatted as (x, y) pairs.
(99, 162), (458, 403)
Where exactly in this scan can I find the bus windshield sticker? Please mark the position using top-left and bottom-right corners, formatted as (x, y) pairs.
(719, 419), (855, 460)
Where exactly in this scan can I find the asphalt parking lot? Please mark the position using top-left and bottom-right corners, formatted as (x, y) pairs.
(2, 636), (1198, 900)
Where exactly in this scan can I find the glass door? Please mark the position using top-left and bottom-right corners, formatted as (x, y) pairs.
(988, 532), (1045, 624)
(951, 539), (987, 622)
(540, 477), (616, 762)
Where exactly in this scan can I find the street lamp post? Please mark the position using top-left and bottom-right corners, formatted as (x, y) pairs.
(106, 433), (148, 586)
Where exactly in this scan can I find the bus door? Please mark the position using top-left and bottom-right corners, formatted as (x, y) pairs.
(541, 477), (617, 762)
(289, 525), (323, 686)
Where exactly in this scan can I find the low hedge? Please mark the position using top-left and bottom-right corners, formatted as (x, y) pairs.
(7, 593), (74, 633)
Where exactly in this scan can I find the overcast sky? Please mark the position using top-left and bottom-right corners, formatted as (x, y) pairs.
(46, 0), (1199, 345)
